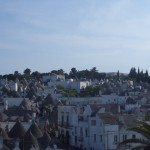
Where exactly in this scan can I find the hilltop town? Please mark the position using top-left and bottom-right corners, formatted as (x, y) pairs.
(0, 67), (150, 150)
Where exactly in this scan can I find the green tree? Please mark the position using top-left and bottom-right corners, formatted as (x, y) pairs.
(117, 70), (120, 79)
(57, 69), (64, 75)
(145, 70), (149, 82)
(90, 67), (97, 72)
(31, 71), (41, 80)
(140, 70), (144, 82)
(62, 89), (78, 97)
(7, 74), (16, 81)
(24, 68), (31, 79)
(24, 68), (31, 75)
(129, 67), (137, 79)
(119, 120), (150, 150)
(90, 67), (98, 80)
(51, 69), (65, 75)
(136, 68), (140, 82)
(69, 68), (77, 78)
(14, 70), (19, 75)
(56, 85), (65, 90)
(14, 70), (22, 80)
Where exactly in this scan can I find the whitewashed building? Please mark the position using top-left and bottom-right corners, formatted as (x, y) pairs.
(58, 104), (144, 150)
(42, 74), (65, 82)
(48, 80), (90, 93)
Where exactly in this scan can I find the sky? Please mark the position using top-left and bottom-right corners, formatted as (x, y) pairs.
(0, 0), (150, 75)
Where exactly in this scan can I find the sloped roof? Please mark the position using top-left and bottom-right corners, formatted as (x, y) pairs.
(38, 131), (51, 149)
(4, 107), (33, 120)
(19, 99), (31, 110)
(0, 144), (10, 150)
(90, 104), (101, 112)
(24, 113), (32, 121)
(23, 131), (39, 150)
(34, 96), (43, 103)
(40, 131), (51, 143)
(101, 104), (119, 114)
(98, 113), (118, 125)
(44, 94), (55, 105)
(8, 120), (26, 139)
(0, 127), (9, 140)
(121, 115), (139, 128)
(49, 129), (56, 138)
(0, 113), (8, 122)
(55, 100), (63, 107)
(89, 104), (102, 116)
(27, 121), (43, 139)
(8, 115), (24, 122)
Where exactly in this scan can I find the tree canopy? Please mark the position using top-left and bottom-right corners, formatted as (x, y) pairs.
(128, 67), (150, 83)
(119, 120), (150, 150)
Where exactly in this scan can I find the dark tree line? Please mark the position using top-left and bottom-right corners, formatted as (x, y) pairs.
(2, 67), (150, 84)
(128, 67), (150, 83)
(69, 67), (106, 80)
(0, 68), (41, 81)
(0, 67), (107, 81)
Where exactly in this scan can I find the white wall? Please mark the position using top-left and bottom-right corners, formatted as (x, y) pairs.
(119, 127), (144, 149)
(64, 97), (103, 105)
(9, 82), (18, 92)
(101, 95), (128, 105)
(48, 81), (90, 93)
(57, 104), (144, 150)
(4, 98), (29, 107)
(43, 74), (65, 82)
(125, 104), (139, 111)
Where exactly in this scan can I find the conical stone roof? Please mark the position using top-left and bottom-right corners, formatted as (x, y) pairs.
(23, 131), (39, 150)
(27, 121), (43, 139)
(42, 131), (51, 143)
(8, 120), (26, 139)
(44, 94), (55, 105)
(0, 113), (8, 122)
(0, 127), (9, 140)
(38, 131), (51, 149)
(19, 99), (31, 110)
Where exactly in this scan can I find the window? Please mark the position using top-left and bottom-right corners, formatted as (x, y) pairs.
(91, 120), (96, 126)
(61, 115), (64, 126)
(75, 127), (77, 134)
(80, 127), (83, 136)
(94, 134), (96, 142)
(100, 135), (103, 142)
(114, 135), (117, 143)
(123, 135), (127, 141)
(66, 115), (69, 126)
(85, 128), (88, 137)
(123, 135), (127, 145)
(75, 136), (77, 144)
(132, 134), (136, 139)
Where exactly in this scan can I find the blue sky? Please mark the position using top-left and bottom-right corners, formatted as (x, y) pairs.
(0, 0), (150, 75)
